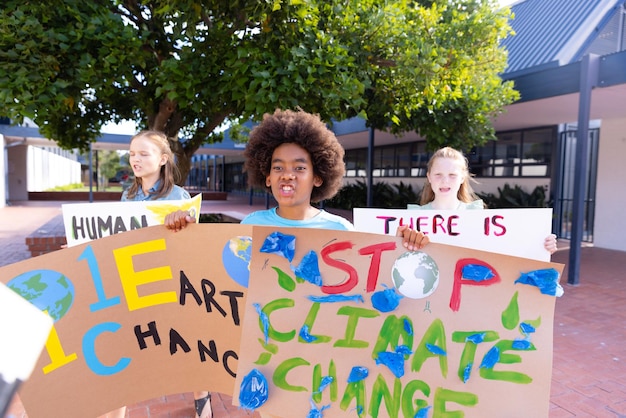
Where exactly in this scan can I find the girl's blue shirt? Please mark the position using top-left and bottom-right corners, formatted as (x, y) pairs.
(121, 181), (190, 201)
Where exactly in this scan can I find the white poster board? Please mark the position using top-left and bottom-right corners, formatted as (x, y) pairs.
(353, 208), (553, 261)
(0, 282), (53, 384)
(62, 193), (202, 246)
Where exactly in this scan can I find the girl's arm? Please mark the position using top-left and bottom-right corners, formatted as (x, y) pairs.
(396, 225), (430, 251)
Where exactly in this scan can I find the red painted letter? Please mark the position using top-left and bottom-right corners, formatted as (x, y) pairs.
(321, 241), (358, 294)
(358, 242), (397, 292)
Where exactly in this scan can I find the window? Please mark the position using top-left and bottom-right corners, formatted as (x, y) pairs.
(343, 126), (555, 179)
(469, 127), (554, 177)
(345, 149), (367, 177)
(411, 142), (429, 176)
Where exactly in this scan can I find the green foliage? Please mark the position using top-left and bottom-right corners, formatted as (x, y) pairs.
(0, 0), (518, 182)
(358, 0), (519, 151)
(97, 150), (121, 183)
(45, 184), (124, 192)
(198, 213), (240, 223)
(477, 183), (550, 208)
(198, 214), (224, 223)
(326, 180), (420, 209)
(45, 183), (85, 191)
(327, 180), (551, 210)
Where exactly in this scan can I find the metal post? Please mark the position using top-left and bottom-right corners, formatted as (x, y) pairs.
(221, 156), (225, 192)
(88, 144), (94, 203)
(367, 127), (375, 207)
(568, 54), (599, 285)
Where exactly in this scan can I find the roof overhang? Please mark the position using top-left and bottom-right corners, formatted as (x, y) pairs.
(494, 50), (626, 131)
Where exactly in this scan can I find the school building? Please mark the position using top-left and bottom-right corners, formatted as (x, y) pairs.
(1, 0), (625, 254)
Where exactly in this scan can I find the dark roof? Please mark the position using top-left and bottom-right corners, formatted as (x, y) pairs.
(502, 0), (625, 77)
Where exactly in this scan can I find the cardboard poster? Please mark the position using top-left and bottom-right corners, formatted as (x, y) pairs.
(61, 193), (202, 246)
(0, 223), (252, 418)
(0, 224), (563, 418)
(233, 226), (564, 417)
(353, 208), (554, 261)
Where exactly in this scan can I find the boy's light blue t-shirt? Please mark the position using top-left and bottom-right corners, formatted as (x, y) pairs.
(241, 207), (355, 231)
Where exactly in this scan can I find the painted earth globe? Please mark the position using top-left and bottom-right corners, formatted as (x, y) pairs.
(391, 251), (440, 299)
(222, 236), (252, 288)
(7, 269), (75, 322)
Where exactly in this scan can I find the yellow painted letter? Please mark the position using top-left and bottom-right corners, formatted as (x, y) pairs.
(114, 239), (177, 311)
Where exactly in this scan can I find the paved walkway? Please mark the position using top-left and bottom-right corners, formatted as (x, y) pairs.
(2, 196), (625, 417)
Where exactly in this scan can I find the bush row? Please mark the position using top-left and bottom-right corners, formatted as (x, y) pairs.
(325, 180), (550, 210)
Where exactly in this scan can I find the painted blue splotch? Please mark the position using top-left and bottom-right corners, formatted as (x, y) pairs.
(466, 333), (486, 344)
(512, 339), (532, 350)
(403, 318), (413, 336)
(515, 268), (561, 296)
(376, 345), (412, 378)
(295, 251), (322, 286)
(299, 325), (318, 343)
(260, 231), (296, 262)
(462, 264), (496, 281)
(480, 346), (500, 369)
(347, 366), (369, 383)
(462, 362), (473, 383)
(307, 294), (364, 304)
(426, 343), (446, 356)
(316, 376), (334, 393)
(415, 406), (432, 418)
(254, 303), (270, 344)
(520, 322), (536, 335)
(239, 368), (269, 411)
(371, 285), (402, 313)
(307, 403), (330, 418)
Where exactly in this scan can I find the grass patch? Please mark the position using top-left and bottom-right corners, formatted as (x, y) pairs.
(199, 213), (241, 223)
(45, 183), (124, 192)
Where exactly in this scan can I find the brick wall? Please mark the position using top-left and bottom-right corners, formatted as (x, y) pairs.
(25, 215), (67, 257)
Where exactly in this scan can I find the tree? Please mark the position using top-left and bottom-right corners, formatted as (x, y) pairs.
(98, 150), (122, 189)
(0, 0), (517, 183)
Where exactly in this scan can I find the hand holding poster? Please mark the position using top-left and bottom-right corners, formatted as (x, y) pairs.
(61, 193), (202, 246)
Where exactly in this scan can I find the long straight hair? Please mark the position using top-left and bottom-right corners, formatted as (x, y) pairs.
(125, 130), (179, 200)
(420, 147), (480, 205)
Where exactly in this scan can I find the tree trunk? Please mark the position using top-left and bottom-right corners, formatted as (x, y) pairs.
(150, 98), (232, 186)
(172, 141), (192, 186)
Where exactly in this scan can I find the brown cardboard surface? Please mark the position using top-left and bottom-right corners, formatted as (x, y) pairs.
(0, 224), (563, 418)
(234, 226), (564, 418)
(0, 223), (252, 418)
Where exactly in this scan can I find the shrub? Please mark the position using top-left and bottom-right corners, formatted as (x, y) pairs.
(326, 180), (420, 209)
(477, 183), (550, 208)
(199, 213), (241, 223)
(327, 180), (550, 210)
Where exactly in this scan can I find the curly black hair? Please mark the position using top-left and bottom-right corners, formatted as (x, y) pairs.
(243, 109), (346, 203)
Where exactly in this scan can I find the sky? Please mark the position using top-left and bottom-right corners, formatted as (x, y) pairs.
(101, 119), (137, 135)
(102, 0), (521, 136)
